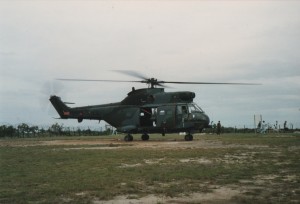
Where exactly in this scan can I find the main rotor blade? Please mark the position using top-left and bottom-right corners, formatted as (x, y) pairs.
(112, 70), (261, 85)
(160, 81), (261, 85)
(57, 78), (171, 87)
(57, 78), (261, 87)
(57, 78), (143, 83)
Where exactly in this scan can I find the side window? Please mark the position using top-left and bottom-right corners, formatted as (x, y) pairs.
(159, 110), (165, 115)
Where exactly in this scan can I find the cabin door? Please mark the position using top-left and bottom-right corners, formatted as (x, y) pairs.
(156, 105), (176, 129)
(140, 107), (157, 127)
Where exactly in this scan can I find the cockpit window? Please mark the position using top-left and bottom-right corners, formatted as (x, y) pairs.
(188, 103), (204, 113)
(177, 103), (204, 114)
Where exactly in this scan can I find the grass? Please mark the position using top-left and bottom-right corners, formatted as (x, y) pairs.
(0, 133), (299, 203)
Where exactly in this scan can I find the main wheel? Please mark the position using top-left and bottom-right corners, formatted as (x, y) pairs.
(141, 134), (149, 141)
(124, 134), (133, 141)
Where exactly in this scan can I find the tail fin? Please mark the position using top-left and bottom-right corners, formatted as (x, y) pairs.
(49, 95), (71, 118)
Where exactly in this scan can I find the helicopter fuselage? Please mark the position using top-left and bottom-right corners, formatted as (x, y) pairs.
(50, 88), (210, 140)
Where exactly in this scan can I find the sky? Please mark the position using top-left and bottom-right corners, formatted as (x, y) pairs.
(1, 0), (300, 130)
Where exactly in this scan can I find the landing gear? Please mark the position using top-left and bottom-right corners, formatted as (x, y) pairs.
(124, 134), (133, 142)
(141, 133), (150, 141)
(184, 133), (193, 141)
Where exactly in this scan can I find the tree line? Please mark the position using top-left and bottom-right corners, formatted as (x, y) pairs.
(0, 123), (112, 138)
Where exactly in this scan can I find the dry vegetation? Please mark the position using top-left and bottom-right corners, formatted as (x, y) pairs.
(0, 133), (299, 203)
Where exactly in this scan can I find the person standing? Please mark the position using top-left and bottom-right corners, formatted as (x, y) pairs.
(217, 121), (221, 135)
(284, 121), (288, 131)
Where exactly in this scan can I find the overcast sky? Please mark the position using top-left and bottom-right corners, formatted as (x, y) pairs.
(1, 1), (299, 129)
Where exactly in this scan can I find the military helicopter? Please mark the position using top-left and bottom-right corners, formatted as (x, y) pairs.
(50, 71), (258, 141)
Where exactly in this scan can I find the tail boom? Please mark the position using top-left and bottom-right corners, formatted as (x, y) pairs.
(49, 95), (71, 119)
(49, 95), (105, 122)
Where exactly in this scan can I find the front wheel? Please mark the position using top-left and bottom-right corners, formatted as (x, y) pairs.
(141, 134), (149, 141)
(184, 134), (193, 141)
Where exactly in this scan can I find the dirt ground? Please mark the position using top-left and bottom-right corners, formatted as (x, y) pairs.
(1, 135), (299, 203)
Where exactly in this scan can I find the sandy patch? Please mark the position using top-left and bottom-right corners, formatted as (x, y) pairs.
(94, 186), (241, 204)
(179, 158), (213, 165)
(144, 158), (165, 164)
(118, 163), (143, 168)
(63, 146), (121, 150)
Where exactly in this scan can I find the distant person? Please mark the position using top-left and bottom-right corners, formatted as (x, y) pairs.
(257, 121), (262, 133)
(261, 121), (267, 134)
(284, 121), (288, 131)
(216, 121), (221, 135)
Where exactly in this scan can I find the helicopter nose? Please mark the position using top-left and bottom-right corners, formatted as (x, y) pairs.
(196, 113), (209, 125)
(202, 113), (210, 127)
(192, 113), (210, 129)
(197, 113), (210, 128)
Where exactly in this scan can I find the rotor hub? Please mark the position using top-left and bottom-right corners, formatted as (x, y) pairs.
(144, 78), (160, 88)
